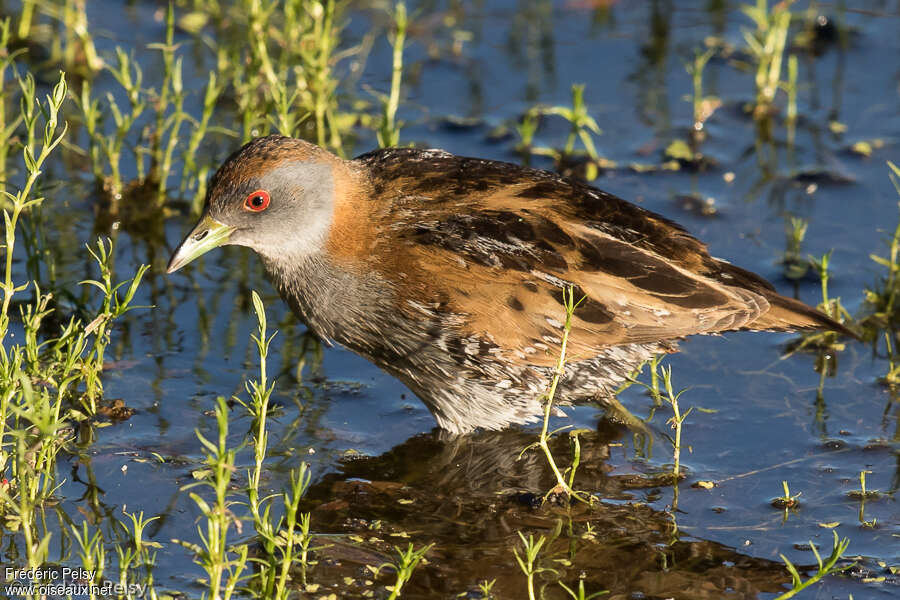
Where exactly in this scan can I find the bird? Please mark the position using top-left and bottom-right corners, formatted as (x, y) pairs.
(167, 135), (853, 434)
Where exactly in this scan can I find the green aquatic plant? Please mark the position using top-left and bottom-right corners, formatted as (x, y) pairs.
(77, 48), (147, 200)
(559, 577), (609, 600)
(149, 3), (189, 202)
(864, 163), (900, 329)
(376, 2), (408, 148)
(881, 332), (900, 386)
(772, 531), (852, 600)
(1, 71), (146, 413)
(477, 579), (497, 598)
(546, 84), (603, 179)
(298, 0), (346, 154)
(377, 542), (434, 600)
(248, 464), (314, 598)
(660, 365), (691, 483)
(207, 0), (356, 153)
(183, 70), (226, 213)
(0, 386), (65, 568)
(521, 286), (593, 503)
(242, 291), (277, 501)
(786, 250), (852, 356)
(70, 520), (107, 583)
(76, 4), (215, 203)
(513, 532), (552, 600)
(0, 68), (157, 579)
(772, 480), (801, 509)
(782, 217), (810, 280)
(741, 0), (794, 118)
(175, 396), (249, 600)
(848, 470), (879, 527)
(811, 251), (849, 324)
(1, 72), (68, 335)
(17, 0), (37, 40)
(516, 85), (606, 176)
(687, 48), (719, 138)
(61, 0), (104, 71)
(238, 291), (316, 598)
(772, 480), (801, 523)
(514, 109), (541, 154)
(15, 0), (102, 72)
(0, 18), (23, 197)
(114, 510), (162, 598)
(784, 54), (798, 144)
(78, 238), (150, 411)
(847, 469), (879, 501)
(645, 353), (665, 405)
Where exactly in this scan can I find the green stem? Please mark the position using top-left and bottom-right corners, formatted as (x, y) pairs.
(17, 0), (36, 40)
(538, 288), (574, 494)
(379, 2), (406, 147)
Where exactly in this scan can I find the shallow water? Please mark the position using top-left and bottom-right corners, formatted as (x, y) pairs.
(4, 0), (900, 598)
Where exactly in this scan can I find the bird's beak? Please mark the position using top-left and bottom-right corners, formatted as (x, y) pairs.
(167, 214), (236, 274)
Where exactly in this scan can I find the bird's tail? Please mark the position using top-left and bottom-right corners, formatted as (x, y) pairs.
(712, 260), (857, 339)
(747, 291), (857, 339)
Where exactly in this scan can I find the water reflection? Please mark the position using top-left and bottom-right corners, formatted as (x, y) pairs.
(301, 428), (791, 598)
(507, 0), (556, 102)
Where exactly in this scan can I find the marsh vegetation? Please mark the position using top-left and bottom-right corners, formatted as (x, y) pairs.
(0, 1), (898, 598)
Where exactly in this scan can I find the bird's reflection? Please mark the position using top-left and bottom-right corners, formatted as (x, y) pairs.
(301, 426), (791, 599)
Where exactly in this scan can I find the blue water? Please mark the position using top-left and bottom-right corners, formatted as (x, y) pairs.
(7, 0), (900, 597)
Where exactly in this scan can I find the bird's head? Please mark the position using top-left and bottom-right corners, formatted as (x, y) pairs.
(167, 135), (340, 273)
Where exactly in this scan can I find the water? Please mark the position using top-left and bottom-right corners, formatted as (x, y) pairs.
(6, 0), (900, 598)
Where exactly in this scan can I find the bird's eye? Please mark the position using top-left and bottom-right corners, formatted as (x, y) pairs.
(244, 190), (270, 212)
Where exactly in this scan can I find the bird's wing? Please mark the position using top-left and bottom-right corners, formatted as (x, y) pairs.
(356, 157), (763, 367)
(352, 148), (849, 369)
(387, 210), (768, 368)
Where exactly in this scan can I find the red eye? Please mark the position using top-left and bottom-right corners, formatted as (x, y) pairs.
(244, 190), (270, 212)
